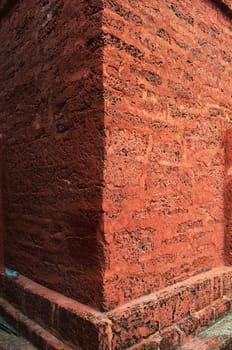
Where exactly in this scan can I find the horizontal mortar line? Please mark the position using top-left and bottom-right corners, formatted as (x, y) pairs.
(0, 272), (110, 323)
(106, 266), (232, 315)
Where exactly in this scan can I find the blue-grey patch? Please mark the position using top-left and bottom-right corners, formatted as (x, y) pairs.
(200, 314), (232, 338)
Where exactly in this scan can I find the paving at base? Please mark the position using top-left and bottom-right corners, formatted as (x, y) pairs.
(0, 314), (232, 349)
(0, 316), (37, 350)
(180, 313), (232, 350)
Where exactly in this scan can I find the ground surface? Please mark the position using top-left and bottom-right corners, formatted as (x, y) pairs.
(180, 313), (232, 350)
(0, 317), (37, 350)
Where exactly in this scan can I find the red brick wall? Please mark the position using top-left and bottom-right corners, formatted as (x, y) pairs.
(0, 0), (231, 313)
(0, 0), (105, 309)
(225, 129), (232, 264)
(102, 0), (232, 309)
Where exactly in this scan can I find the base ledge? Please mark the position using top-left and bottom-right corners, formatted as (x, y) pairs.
(0, 297), (75, 350)
(0, 266), (231, 349)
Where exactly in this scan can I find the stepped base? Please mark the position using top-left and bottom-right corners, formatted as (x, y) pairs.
(180, 313), (232, 350)
(0, 267), (231, 349)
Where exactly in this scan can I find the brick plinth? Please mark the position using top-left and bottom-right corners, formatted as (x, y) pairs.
(0, 267), (231, 350)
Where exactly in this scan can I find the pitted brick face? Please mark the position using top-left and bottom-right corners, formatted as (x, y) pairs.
(0, 0), (231, 315)
(0, 0), (105, 310)
(102, 0), (232, 309)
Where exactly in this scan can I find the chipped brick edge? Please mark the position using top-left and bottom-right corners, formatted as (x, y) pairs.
(0, 272), (112, 350)
(0, 267), (231, 349)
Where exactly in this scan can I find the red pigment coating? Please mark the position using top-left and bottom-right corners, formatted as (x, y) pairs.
(0, 0), (231, 315)
(0, 0), (105, 309)
(0, 267), (231, 349)
(102, 0), (231, 309)
(224, 129), (232, 264)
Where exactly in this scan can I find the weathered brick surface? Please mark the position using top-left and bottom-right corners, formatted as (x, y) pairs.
(0, 0), (105, 309)
(225, 129), (232, 265)
(0, 0), (231, 323)
(194, 305), (215, 328)
(0, 135), (4, 269)
(102, 0), (232, 309)
(211, 297), (231, 319)
(107, 267), (232, 348)
(0, 0), (231, 349)
(159, 325), (183, 350)
(0, 273), (112, 350)
(0, 267), (231, 349)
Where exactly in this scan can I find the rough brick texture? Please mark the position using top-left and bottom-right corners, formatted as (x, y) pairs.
(0, 0), (105, 309)
(0, 135), (4, 268)
(0, 267), (231, 349)
(102, 0), (232, 309)
(225, 129), (232, 264)
(0, 0), (231, 317)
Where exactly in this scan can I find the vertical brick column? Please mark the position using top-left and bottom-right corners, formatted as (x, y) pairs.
(224, 129), (232, 264)
(0, 1), (105, 310)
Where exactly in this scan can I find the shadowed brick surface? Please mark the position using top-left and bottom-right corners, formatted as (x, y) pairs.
(0, 0), (105, 310)
(0, 0), (231, 349)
